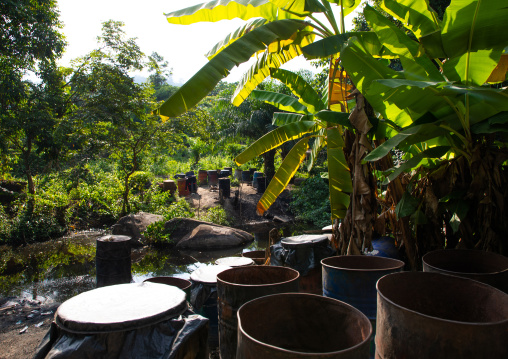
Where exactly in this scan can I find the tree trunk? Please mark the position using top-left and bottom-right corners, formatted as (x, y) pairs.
(263, 149), (276, 182)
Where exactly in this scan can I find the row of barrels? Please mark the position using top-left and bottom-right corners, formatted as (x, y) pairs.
(90, 235), (508, 359)
(161, 168), (267, 197)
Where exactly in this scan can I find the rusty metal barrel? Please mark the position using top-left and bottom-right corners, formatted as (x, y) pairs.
(422, 249), (508, 293)
(207, 170), (218, 186)
(376, 272), (508, 358)
(237, 293), (372, 358)
(242, 250), (266, 265)
(217, 266), (300, 359)
(198, 170), (208, 185)
(177, 178), (188, 197)
(96, 235), (131, 288)
(144, 276), (192, 302)
(162, 180), (177, 195)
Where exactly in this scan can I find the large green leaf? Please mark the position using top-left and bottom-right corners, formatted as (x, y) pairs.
(234, 120), (318, 164)
(441, 0), (508, 59)
(307, 127), (325, 171)
(270, 68), (325, 113)
(301, 32), (393, 59)
(471, 112), (508, 134)
(256, 137), (310, 215)
(272, 112), (313, 125)
(156, 19), (308, 118)
(232, 41), (309, 106)
(364, 5), (442, 81)
(268, 0), (326, 15)
(381, 0), (440, 38)
(325, 0), (362, 17)
(341, 38), (418, 126)
(327, 127), (352, 219)
(383, 146), (450, 184)
(249, 89), (310, 113)
(206, 18), (268, 60)
(395, 191), (420, 218)
(165, 0), (280, 24)
(314, 110), (351, 128)
(443, 50), (502, 86)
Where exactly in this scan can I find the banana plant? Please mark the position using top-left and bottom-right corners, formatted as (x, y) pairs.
(156, 0), (367, 223)
(306, 0), (508, 253)
(234, 68), (352, 218)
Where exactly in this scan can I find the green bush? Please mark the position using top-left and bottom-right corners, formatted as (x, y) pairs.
(201, 205), (230, 226)
(290, 176), (332, 228)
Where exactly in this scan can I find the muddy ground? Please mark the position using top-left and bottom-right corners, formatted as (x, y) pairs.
(0, 182), (296, 359)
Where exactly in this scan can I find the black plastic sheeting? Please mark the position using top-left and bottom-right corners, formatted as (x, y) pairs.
(32, 311), (209, 359)
(190, 282), (216, 312)
(270, 235), (335, 276)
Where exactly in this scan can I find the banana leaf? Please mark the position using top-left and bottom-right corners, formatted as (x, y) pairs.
(383, 146), (450, 184)
(307, 127), (325, 171)
(325, 0), (362, 17)
(235, 120), (319, 164)
(206, 18), (268, 60)
(249, 89), (310, 113)
(381, 0), (440, 38)
(156, 19), (308, 118)
(272, 112), (312, 125)
(315, 110), (351, 128)
(232, 42), (307, 106)
(270, 68), (325, 113)
(256, 137), (310, 215)
(327, 127), (352, 219)
(165, 0), (280, 24)
(364, 5), (442, 81)
(268, 0), (326, 16)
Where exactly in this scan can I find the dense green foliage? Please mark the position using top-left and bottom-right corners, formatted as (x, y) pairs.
(290, 176), (331, 229)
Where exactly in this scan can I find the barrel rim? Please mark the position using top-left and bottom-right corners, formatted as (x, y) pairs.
(422, 249), (508, 276)
(321, 255), (405, 272)
(217, 266), (300, 288)
(237, 292), (373, 356)
(143, 276), (192, 290)
(376, 272), (508, 326)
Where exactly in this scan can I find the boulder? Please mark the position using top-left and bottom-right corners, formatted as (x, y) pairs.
(165, 218), (253, 249)
(111, 212), (163, 247)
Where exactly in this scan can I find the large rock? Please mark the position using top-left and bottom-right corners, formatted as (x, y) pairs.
(111, 212), (163, 247)
(165, 218), (253, 249)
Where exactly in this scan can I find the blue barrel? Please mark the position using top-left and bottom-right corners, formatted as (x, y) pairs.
(321, 256), (404, 357)
(252, 171), (264, 188)
(365, 236), (400, 259)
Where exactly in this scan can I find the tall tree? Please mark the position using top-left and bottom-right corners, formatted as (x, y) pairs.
(0, 0), (67, 211)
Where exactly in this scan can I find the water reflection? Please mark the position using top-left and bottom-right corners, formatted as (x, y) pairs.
(0, 227), (281, 304)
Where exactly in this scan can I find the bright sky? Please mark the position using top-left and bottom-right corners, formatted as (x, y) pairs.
(56, 0), (359, 85)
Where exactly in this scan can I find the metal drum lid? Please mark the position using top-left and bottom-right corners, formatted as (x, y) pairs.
(215, 257), (254, 267)
(281, 234), (329, 248)
(190, 265), (231, 284)
(56, 282), (187, 333)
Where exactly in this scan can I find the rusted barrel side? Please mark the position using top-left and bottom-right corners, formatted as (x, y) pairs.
(207, 170), (218, 186)
(376, 272), (508, 358)
(198, 170), (208, 185)
(422, 249), (508, 293)
(217, 266), (300, 359)
(177, 178), (188, 197)
(237, 293), (372, 359)
(242, 250), (266, 265)
(144, 277), (192, 302)
(162, 180), (177, 195)
(96, 235), (131, 288)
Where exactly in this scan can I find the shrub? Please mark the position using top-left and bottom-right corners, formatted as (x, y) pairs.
(201, 205), (230, 226)
(290, 176), (332, 228)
